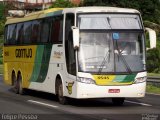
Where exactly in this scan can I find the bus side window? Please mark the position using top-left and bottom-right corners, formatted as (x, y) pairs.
(41, 18), (51, 43)
(65, 13), (76, 75)
(7, 24), (16, 45)
(16, 23), (24, 44)
(31, 20), (41, 44)
(50, 15), (63, 44)
(24, 22), (32, 44)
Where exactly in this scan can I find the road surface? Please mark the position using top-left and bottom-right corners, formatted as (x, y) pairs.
(0, 75), (160, 120)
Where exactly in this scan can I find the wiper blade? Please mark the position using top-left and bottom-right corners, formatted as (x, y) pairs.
(98, 52), (108, 74)
(115, 41), (132, 74)
(98, 49), (111, 74)
(98, 34), (111, 74)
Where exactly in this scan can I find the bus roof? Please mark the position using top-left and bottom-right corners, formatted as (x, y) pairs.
(5, 8), (63, 25)
(5, 7), (140, 25)
(63, 6), (140, 14)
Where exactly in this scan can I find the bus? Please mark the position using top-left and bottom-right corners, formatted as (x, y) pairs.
(3, 7), (153, 105)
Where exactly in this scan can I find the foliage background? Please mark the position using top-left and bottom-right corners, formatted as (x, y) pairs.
(0, 3), (5, 64)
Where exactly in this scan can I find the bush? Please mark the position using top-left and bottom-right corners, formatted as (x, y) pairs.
(146, 48), (160, 73)
(0, 57), (3, 64)
(50, 0), (76, 8)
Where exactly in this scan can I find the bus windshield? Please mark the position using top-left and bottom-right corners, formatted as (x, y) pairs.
(77, 14), (145, 73)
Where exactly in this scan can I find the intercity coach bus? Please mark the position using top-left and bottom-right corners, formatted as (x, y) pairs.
(3, 7), (153, 105)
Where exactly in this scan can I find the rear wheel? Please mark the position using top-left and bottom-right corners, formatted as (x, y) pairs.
(18, 75), (25, 95)
(13, 74), (25, 95)
(57, 80), (68, 105)
(112, 98), (125, 106)
(13, 74), (18, 94)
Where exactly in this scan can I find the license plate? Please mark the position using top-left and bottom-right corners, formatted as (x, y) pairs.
(108, 89), (120, 93)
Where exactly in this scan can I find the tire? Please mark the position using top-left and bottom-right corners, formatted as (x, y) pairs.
(18, 75), (25, 95)
(112, 98), (125, 106)
(14, 74), (25, 95)
(57, 80), (68, 105)
(13, 75), (19, 94)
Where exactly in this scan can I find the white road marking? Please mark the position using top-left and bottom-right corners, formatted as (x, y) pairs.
(125, 100), (152, 107)
(28, 100), (58, 108)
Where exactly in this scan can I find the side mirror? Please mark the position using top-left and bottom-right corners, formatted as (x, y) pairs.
(145, 28), (156, 49)
(72, 26), (79, 50)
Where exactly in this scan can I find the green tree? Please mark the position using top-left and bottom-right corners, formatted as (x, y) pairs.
(50, 0), (76, 8)
(81, 0), (106, 6)
(0, 3), (6, 37)
(138, 0), (160, 24)
(0, 3), (5, 19)
(0, 20), (4, 36)
(147, 48), (160, 73)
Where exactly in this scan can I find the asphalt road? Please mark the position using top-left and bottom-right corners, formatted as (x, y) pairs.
(0, 75), (160, 120)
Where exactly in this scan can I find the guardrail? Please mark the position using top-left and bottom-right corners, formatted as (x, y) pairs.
(147, 76), (160, 86)
(147, 76), (160, 81)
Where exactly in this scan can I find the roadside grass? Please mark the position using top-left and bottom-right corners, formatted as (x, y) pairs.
(146, 84), (160, 94)
(147, 73), (160, 77)
(0, 64), (3, 74)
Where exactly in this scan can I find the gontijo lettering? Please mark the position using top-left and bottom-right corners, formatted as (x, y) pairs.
(15, 48), (32, 58)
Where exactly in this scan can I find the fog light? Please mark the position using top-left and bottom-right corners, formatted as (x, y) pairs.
(77, 77), (95, 84)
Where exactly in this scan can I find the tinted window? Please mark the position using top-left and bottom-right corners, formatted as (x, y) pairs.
(16, 23), (24, 44)
(7, 24), (16, 45)
(65, 13), (76, 75)
(41, 18), (51, 43)
(5, 17), (63, 45)
(31, 20), (42, 43)
(50, 15), (63, 44)
(24, 22), (32, 44)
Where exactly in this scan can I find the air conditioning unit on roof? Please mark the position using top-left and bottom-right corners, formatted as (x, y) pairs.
(8, 10), (25, 17)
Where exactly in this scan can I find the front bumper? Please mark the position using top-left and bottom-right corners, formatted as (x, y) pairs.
(75, 82), (146, 99)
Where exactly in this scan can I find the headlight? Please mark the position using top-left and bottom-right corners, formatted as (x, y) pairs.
(134, 76), (147, 84)
(77, 77), (95, 84)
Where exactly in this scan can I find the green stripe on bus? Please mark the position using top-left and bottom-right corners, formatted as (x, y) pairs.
(46, 10), (63, 17)
(36, 45), (52, 83)
(113, 74), (136, 83)
(30, 45), (44, 82)
(113, 75), (126, 82)
(121, 74), (136, 83)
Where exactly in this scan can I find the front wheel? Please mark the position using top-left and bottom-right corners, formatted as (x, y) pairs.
(112, 98), (125, 106)
(57, 81), (68, 105)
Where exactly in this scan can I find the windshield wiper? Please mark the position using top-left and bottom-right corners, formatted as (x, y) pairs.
(115, 40), (132, 74)
(98, 38), (111, 74)
(98, 50), (110, 74)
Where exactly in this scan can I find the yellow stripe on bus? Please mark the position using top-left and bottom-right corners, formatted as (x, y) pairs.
(3, 45), (37, 88)
(93, 75), (116, 85)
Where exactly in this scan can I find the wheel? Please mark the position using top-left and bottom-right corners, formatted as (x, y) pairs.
(112, 98), (125, 106)
(18, 75), (25, 95)
(13, 75), (19, 94)
(13, 74), (25, 95)
(57, 80), (68, 105)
